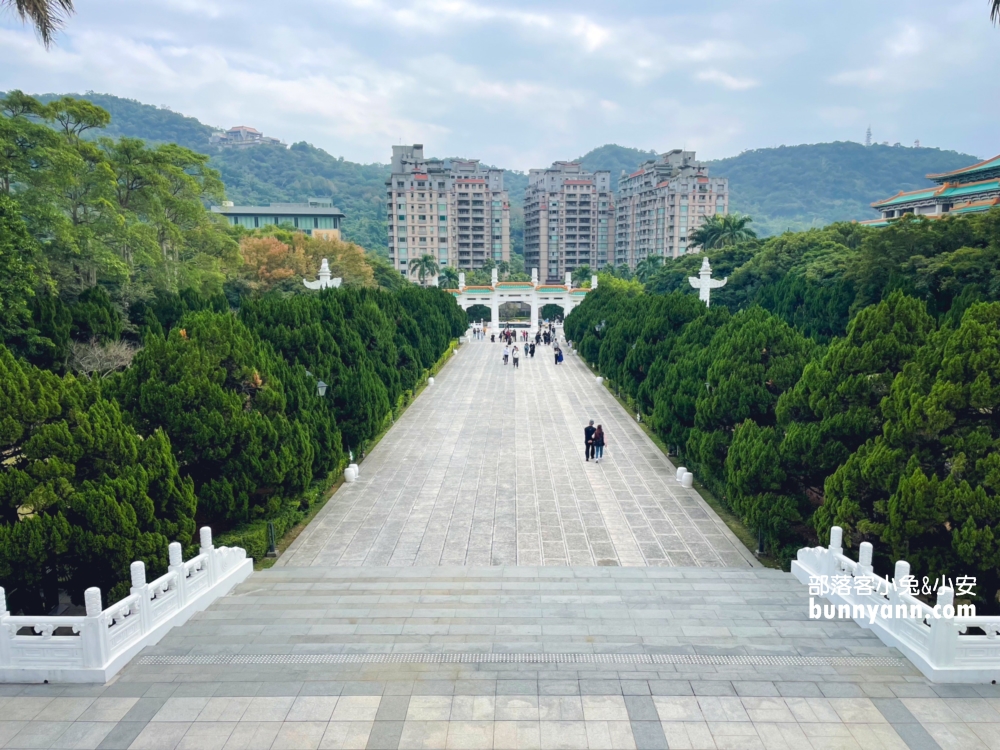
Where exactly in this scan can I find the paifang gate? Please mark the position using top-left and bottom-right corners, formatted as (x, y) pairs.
(445, 267), (596, 332)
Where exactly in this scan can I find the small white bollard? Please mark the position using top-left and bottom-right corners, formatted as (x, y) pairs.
(344, 467), (357, 483)
(681, 472), (694, 488)
(349, 463), (359, 478)
(596, 376), (603, 385)
(428, 377), (435, 385)
(676, 467), (687, 481)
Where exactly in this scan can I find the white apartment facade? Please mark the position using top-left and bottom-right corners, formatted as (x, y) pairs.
(386, 145), (510, 275)
(523, 162), (612, 283)
(615, 150), (729, 266)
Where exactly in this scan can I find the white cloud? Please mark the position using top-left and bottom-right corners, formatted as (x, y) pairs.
(1, 0), (997, 167)
(696, 69), (759, 91)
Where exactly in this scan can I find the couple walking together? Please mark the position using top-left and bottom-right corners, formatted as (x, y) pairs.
(584, 420), (606, 462)
(502, 345), (520, 368)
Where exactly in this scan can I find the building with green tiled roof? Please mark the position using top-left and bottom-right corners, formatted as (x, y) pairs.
(863, 153), (1000, 225)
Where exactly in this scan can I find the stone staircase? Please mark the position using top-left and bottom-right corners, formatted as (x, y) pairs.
(135, 566), (912, 682)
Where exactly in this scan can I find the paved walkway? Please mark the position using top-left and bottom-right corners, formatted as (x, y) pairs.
(281, 332), (755, 569)
(7, 329), (1000, 749)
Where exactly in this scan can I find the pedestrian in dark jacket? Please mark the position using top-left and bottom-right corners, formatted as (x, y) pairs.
(584, 420), (596, 461)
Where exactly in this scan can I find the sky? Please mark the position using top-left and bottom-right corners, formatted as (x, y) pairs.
(2, 0), (999, 170)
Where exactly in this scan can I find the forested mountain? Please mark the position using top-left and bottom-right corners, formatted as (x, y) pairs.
(20, 93), (984, 248)
(707, 142), (980, 236)
(577, 144), (658, 189)
(575, 142), (981, 236)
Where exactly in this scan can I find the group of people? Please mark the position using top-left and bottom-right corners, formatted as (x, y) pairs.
(584, 420), (607, 462)
(502, 344), (530, 367)
(470, 326), (486, 340)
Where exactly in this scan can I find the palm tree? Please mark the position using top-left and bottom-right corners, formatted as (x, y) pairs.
(571, 265), (593, 287)
(635, 255), (664, 283)
(689, 214), (756, 251)
(496, 260), (510, 280)
(438, 266), (459, 289)
(2, 0), (74, 46)
(993, 0), (1000, 24)
(409, 254), (439, 285)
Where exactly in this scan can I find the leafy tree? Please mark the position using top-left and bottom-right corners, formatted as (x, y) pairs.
(113, 311), (317, 525)
(0, 193), (36, 343)
(0, 345), (195, 613)
(689, 214), (756, 251)
(818, 302), (1000, 607)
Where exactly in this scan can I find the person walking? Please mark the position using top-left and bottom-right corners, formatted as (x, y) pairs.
(503, 345), (509, 365)
(491, 333), (495, 343)
(593, 425), (606, 463)
(584, 420), (596, 462)
(529, 343), (535, 358)
(512, 346), (520, 369)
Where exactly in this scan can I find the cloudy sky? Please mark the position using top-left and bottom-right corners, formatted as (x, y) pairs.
(2, 0), (999, 169)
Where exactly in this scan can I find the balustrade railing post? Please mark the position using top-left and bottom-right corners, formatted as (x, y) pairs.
(167, 542), (187, 609)
(130, 561), (152, 636)
(826, 526), (843, 576)
(200, 527), (217, 587)
(928, 586), (957, 668)
(0, 588), (11, 667)
(81, 587), (107, 670)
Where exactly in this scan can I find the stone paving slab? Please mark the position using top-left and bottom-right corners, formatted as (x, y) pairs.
(280, 332), (755, 569)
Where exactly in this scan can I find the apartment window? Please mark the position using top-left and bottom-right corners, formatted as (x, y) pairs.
(418, 193), (425, 198)
(397, 181), (404, 188)
(419, 215), (427, 220)
(398, 215), (406, 221)
(438, 182), (445, 189)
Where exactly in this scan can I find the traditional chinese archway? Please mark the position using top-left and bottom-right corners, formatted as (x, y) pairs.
(446, 268), (596, 332)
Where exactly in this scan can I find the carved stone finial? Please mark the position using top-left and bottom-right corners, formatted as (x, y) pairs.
(169, 542), (183, 567)
(200, 526), (213, 550)
(84, 587), (103, 617)
(130, 561), (146, 589)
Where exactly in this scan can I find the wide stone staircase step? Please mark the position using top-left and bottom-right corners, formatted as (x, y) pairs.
(136, 567), (911, 680)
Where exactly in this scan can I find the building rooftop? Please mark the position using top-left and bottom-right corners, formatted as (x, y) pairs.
(927, 153), (1000, 184)
(871, 178), (1000, 208)
(211, 200), (344, 217)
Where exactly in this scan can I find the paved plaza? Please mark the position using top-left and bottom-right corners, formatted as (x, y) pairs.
(4, 329), (999, 749)
(280, 333), (755, 568)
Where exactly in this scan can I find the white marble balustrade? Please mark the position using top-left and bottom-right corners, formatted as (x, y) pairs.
(792, 527), (1000, 683)
(0, 526), (252, 683)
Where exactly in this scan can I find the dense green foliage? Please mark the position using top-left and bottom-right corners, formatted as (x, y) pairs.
(567, 210), (1000, 609)
(575, 142), (981, 237)
(0, 93), (466, 614)
(706, 142), (979, 236)
(25, 94), (984, 251)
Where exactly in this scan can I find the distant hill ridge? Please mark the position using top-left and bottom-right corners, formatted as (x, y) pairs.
(17, 93), (983, 247)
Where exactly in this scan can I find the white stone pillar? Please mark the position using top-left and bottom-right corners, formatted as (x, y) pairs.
(491, 268), (499, 287)
(458, 272), (466, 290)
(529, 291), (539, 333)
(531, 268), (538, 285)
(490, 293), (499, 331)
(592, 275), (598, 290)
(565, 271), (572, 287)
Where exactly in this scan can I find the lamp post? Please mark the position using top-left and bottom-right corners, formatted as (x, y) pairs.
(266, 521), (278, 558)
(317, 380), (328, 398)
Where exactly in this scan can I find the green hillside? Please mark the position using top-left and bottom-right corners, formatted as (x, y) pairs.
(25, 93), (986, 247)
(577, 144), (658, 190)
(575, 142), (981, 236)
(706, 142), (981, 236)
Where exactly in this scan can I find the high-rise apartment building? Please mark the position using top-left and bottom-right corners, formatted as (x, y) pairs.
(615, 150), (728, 266)
(386, 145), (510, 276)
(523, 162), (612, 283)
